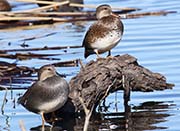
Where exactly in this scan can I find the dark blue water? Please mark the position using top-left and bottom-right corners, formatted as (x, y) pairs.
(0, 0), (180, 130)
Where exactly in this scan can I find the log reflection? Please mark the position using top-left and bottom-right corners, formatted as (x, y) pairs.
(40, 101), (174, 131)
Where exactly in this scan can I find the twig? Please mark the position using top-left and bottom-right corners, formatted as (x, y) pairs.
(69, 3), (97, 9)
(78, 95), (89, 115)
(0, 10), (175, 24)
(0, 45), (82, 52)
(15, 0), (69, 5)
(98, 78), (117, 112)
(122, 74), (125, 89)
(0, 86), (28, 90)
(0, 11), (93, 17)
(0, 16), (95, 23)
(15, 0), (139, 11)
(122, 74), (131, 105)
(78, 59), (85, 70)
(69, 3), (140, 11)
(0, 16), (66, 21)
(10, 76), (13, 99)
(53, 59), (79, 67)
(78, 93), (95, 131)
(34, 11), (94, 16)
(120, 10), (176, 18)
(19, 120), (27, 131)
(1, 86), (8, 115)
(101, 78), (117, 101)
(14, 0), (69, 12)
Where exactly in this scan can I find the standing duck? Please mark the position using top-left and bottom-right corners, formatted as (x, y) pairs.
(82, 4), (124, 58)
(18, 65), (69, 130)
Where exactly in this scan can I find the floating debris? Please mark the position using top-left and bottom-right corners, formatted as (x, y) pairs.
(0, 45), (82, 52)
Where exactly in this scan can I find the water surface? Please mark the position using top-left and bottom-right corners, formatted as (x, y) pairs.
(0, 0), (180, 131)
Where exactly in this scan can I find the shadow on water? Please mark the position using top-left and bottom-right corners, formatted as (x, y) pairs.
(29, 101), (175, 131)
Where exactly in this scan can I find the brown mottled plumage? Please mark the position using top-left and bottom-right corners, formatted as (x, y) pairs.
(0, 0), (11, 11)
(82, 4), (124, 58)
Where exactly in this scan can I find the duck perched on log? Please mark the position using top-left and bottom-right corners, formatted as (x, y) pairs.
(82, 4), (124, 58)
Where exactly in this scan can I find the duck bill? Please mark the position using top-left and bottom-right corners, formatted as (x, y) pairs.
(112, 13), (119, 18)
(57, 72), (66, 78)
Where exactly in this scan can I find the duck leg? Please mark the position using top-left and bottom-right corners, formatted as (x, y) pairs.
(108, 50), (111, 57)
(94, 49), (101, 58)
(40, 112), (45, 131)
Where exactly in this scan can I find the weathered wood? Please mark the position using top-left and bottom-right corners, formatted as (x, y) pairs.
(68, 54), (174, 112)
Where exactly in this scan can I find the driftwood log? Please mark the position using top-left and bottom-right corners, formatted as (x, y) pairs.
(68, 54), (173, 112)
(44, 54), (174, 120)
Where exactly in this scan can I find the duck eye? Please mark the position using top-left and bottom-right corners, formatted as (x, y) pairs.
(47, 68), (51, 71)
